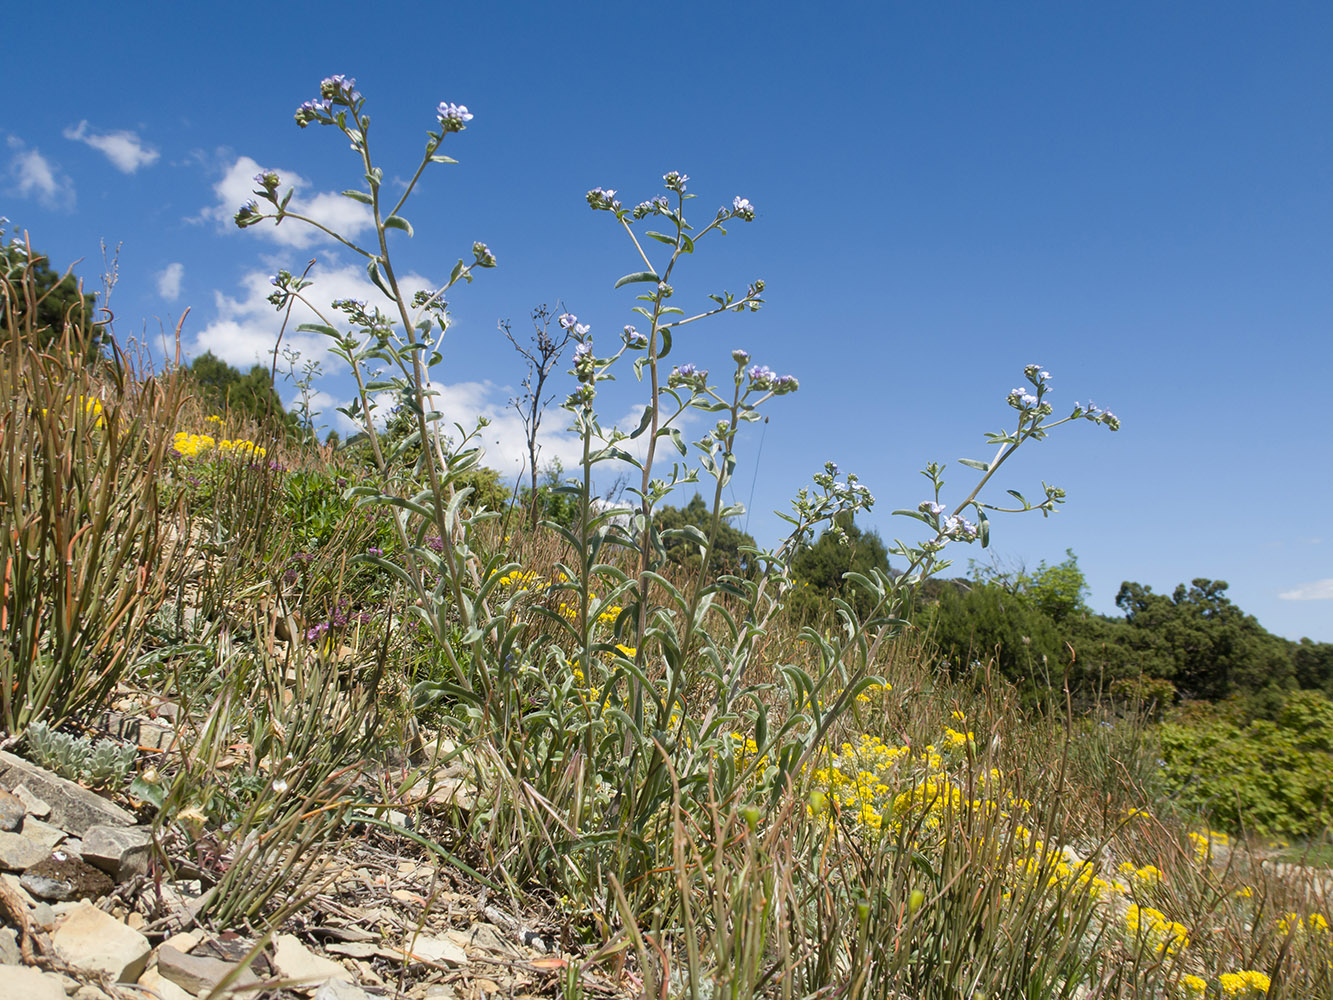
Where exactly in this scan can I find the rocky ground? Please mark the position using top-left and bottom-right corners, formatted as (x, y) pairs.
(0, 734), (618, 1000)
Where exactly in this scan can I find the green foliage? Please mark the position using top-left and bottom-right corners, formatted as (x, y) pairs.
(185, 351), (294, 432)
(0, 236), (105, 361)
(1293, 637), (1333, 693)
(517, 460), (582, 531)
(974, 548), (1089, 622)
(24, 722), (136, 789)
(655, 492), (757, 578)
(1159, 690), (1333, 837)
(788, 512), (891, 620)
(1115, 579), (1293, 700)
(924, 579), (1069, 704)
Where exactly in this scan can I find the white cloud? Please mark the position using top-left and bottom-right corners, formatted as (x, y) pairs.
(418, 380), (587, 479)
(63, 121), (159, 173)
(157, 262), (184, 301)
(5, 136), (75, 210)
(192, 263), (435, 370)
(201, 155), (373, 248)
(1278, 579), (1333, 601)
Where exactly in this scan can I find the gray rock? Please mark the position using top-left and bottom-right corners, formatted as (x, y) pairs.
(19, 817), (66, 852)
(0, 751), (135, 836)
(157, 943), (261, 995)
(50, 900), (151, 981)
(0, 926), (20, 965)
(314, 981), (373, 1000)
(0, 790), (24, 832)
(273, 933), (351, 992)
(12, 784), (52, 820)
(136, 967), (195, 1000)
(0, 830), (50, 871)
(0, 965), (67, 1000)
(81, 824), (151, 881)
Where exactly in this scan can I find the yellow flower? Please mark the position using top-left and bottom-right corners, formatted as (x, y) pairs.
(1218, 970), (1270, 996)
(1176, 975), (1207, 998)
(1126, 904), (1189, 956)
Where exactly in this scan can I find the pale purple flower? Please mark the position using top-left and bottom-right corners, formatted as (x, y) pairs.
(732, 196), (755, 221)
(437, 102), (473, 132)
(586, 187), (621, 211)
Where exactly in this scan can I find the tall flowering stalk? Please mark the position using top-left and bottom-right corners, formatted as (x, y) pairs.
(234, 75), (1120, 918)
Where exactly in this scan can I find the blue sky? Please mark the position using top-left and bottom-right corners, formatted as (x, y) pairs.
(5, 2), (1331, 642)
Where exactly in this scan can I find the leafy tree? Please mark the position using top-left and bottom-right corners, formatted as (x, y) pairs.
(1114, 579), (1293, 700)
(925, 580), (1069, 706)
(186, 352), (293, 431)
(1292, 638), (1333, 694)
(789, 513), (892, 619)
(975, 549), (1090, 623)
(517, 459), (582, 533)
(0, 238), (105, 360)
(655, 493), (758, 579)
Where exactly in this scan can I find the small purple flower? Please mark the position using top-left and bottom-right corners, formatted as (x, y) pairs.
(663, 171), (689, 192)
(732, 349), (751, 364)
(233, 200), (261, 228)
(366, 547), (383, 557)
(919, 500), (945, 516)
(586, 187), (621, 211)
(732, 196), (755, 221)
(437, 102), (473, 132)
(472, 241), (497, 267)
(559, 313), (578, 329)
(942, 515), (978, 542)
(623, 325), (648, 349)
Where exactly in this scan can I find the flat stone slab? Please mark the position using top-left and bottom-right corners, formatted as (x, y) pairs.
(0, 830), (49, 871)
(81, 824), (151, 880)
(158, 943), (261, 995)
(273, 933), (351, 991)
(51, 900), (151, 981)
(0, 790), (24, 832)
(0, 751), (135, 836)
(0, 965), (67, 1000)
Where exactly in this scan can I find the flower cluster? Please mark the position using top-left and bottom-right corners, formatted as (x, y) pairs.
(1126, 903), (1191, 956)
(558, 312), (591, 337)
(171, 431), (267, 460)
(622, 325), (648, 349)
(436, 102), (473, 132)
(942, 514), (978, 542)
(295, 74), (363, 127)
(472, 241), (497, 267)
(1073, 399), (1121, 431)
(663, 170), (689, 193)
(668, 363), (709, 391)
(1216, 971), (1271, 996)
(731, 196), (755, 221)
(586, 187), (621, 212)
(747, 365), (799, 394)
(633, 195), (670, 219)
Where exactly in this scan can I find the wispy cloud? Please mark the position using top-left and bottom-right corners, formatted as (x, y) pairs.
(199, 155), (373, 248)
(63, 121), (159, 173)
(5, 136), (75, 210)
(1278, 579), (1333, 601)
(157, 262), (184, 301)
